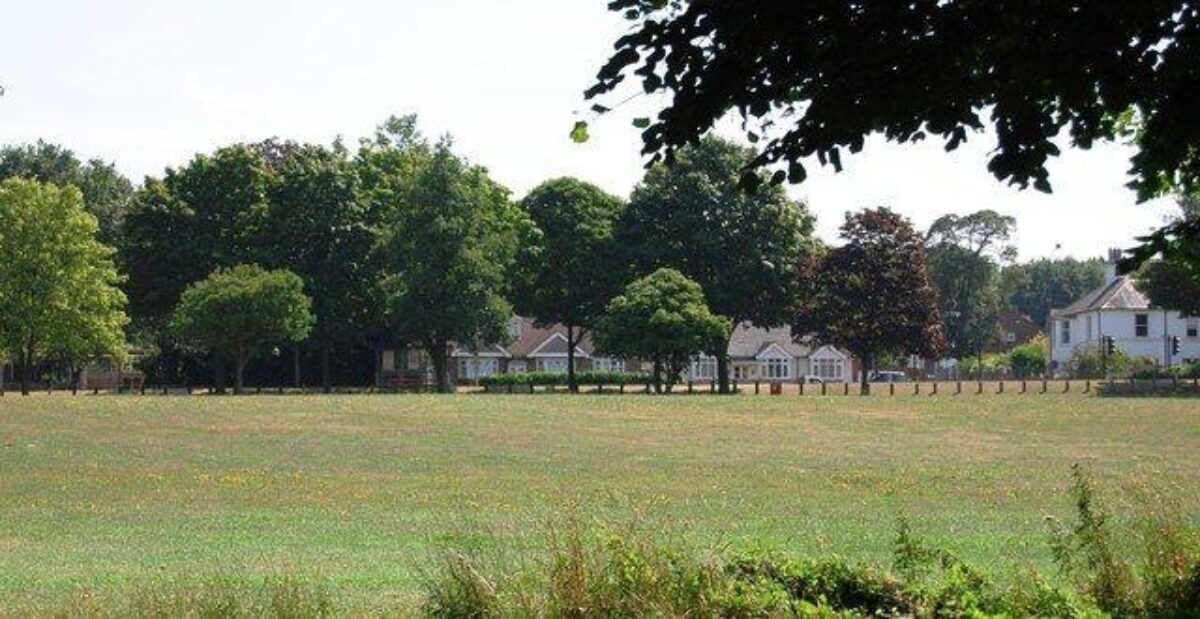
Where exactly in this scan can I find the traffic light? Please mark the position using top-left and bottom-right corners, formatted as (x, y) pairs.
(1103, 335), (1116, 356)
(1171, 335), (1181, 356)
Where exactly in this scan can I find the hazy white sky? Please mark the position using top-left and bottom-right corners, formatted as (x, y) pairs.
(0, 0), (1174, 259)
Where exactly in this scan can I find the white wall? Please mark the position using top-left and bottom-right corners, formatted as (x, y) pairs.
(1051, 309), (1200, 371)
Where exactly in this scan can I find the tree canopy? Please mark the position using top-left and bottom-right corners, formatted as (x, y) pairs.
(0, 178), (128, 394)
(511, 177), (626, 391)
(589, 1), (1199, 204)
(594, 268), (731, 392)
(0, 140), (134, 245)
(794, 208), (946, 394)
(377, 138), (530, 393)
(618, 135), (815, 392)
(170, 265), (314, 394)
(924, 211), (1015, 368)
(999, 258), (1105, 328)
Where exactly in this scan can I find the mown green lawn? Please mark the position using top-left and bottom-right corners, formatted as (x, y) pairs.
(0, 392), (1197, 611)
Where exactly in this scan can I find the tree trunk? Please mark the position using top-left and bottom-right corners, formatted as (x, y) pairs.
(321, 336), (332, 394)
(717, 334), (732, 395)
(976, 346), (984, 382)
(214, 354), (227, 395)
(293, 346), (301, 388)
(566, 325), (577, 393)
(19, 344), (32, 396)
(429, 340), (453, 394)
(860, 353), (872, 396)
(652, 357), (663, 394)
(234, 356), (246, 395)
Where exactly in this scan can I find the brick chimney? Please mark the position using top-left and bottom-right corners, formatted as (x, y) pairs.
(1103, 248), (1122, 283)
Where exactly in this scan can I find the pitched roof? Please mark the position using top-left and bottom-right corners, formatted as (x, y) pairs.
(1055, 276), (1150, 317)
(727, 323), (811, 359)
(506, 317), (595, 358)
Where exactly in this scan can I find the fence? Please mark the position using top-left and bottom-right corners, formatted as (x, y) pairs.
(3, 377), (1199, 397)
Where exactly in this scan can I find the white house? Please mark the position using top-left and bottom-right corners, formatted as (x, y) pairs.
(1049, 250), (1200, 374)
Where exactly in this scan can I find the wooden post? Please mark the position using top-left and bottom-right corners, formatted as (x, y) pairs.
(754, 381), (760, 395)
(890, 383), (895, 396)
(711, 381), (716, 394)
(956, 381), (962, 395)
(999, 381), (1005, 394)
(843, 382), (849, 396)
(914, 382), (920, 396)
(821, 382), (827, 396)
(931, 382), (938, 396)
(1021, 380), (1027, 394)
(977, 381), (983, 394)
(619, 384), (626, 394)
(1041, 379), (1048, 394)
(799, 382), (804, 396)
(1063, 380), (1070, 393)
(1084, 379), (1091, 394)
(688, 381), (694, 394)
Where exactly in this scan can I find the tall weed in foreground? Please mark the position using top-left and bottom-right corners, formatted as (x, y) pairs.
(1049, 463), (1200, 617)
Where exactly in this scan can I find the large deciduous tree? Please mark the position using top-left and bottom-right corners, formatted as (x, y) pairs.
(587, 1), (1200, 267)
(511, 177), (626, 392)
(925, 211), (1015, 375)
(0, 178), (128, 395)
(0, 140), (134, 245)
(594, 268), (731, 393)
(170, 265), (314, 394)
(618, 136), (814, 393)
(589, 1), (1199, 200)
(377, 139), (529, 393)
(121, 144), (274, 383)
(794, 208), (946, 395)
(999, 259), (1105, 329)
(260, 142), (375, 393)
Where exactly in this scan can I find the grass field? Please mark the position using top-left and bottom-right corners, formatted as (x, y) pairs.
(1, 392), (1197, 613)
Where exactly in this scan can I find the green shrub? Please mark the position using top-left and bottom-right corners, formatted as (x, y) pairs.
(1067, 348), (1133, 379)
(1009, 336), (1049, 378)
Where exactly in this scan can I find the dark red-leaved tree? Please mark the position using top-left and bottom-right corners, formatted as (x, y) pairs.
(794, 208), (946, 395)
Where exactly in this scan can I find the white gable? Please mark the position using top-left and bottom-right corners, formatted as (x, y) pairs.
(755, 343), (794, 361)
(810, 345), (848, 361)
(528, 332), (590, 358)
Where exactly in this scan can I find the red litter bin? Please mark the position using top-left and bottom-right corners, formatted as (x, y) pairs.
(770, 381), (783, 395)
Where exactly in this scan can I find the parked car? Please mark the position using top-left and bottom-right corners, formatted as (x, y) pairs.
(870, 371), (911, 383)
(802, 375), (825, 384)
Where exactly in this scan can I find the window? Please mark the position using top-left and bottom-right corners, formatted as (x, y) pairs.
(1135, 313), (1149, 337)
(1061, 320), (1071, 344)
(733, 364), (756, 380)
(813, 358), (844, 381)
(592, 357), (625, 373)
(690, 355), (716, 380)
(761, 357), (791, 380)
(459, 358), (499, 380)
(508, 360), (527, 373)
(1004, 332), (1017, 343)
(538, 358), (567, 373)
(1085, 315), (1093, 340)
(1188, 317), (1198, 338)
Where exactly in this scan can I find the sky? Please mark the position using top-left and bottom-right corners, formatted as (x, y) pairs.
(0, 0), (1176, 260)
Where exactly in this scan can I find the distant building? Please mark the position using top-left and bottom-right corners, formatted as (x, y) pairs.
(376, 318), (858, 386)
(989, 310), (1042, 353)
(1049, 249), (1200, 373)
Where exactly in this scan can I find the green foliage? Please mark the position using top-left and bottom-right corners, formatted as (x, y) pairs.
(511, 177), (626, 390)
(619, 135), (816, 392)
(594, 269), (732, 391)
(258, 141), (376, 390)
(794, 208), (946, 393)
(0, 178), (128, 394)
(1137, 257), (1200, 318)
(1048, 463), (1200, 617)
(170, 264), (314, 393)
(1009, 335), (1049, 378)
(1067, 348), (1133, 379)
(1001, 258), (1105, 328)
(376, 136), (531, 393)
(478, 371), (651, 387)
(47, 573), (339, 618)
(0, 140), (134, 245)
(925, 211), (1014, 362)
(590, 1), (1199, 201)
